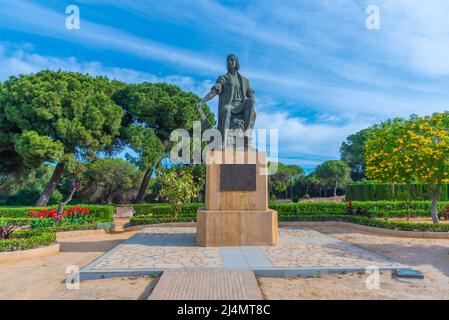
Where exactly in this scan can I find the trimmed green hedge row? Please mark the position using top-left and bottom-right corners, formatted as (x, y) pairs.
(130, 215), (196, 225)
(40, 223), (99, 233)
(0, 205), (115, 222)
(133, 203), (202, 217)
(0, 230), (56, 252)
(0, 217), (33, 225)
(132, 201), (442, 219)
(129, 214), (449, 233)
(292, 215), (449, 233)
(346, 183), (449, 201)
(269, 201), (442, 218)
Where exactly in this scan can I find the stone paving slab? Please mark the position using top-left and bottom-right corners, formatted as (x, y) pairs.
(80, 227), (408, 280)
(148, 270), (263, 300)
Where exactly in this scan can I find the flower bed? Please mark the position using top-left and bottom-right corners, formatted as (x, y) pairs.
(0, 205), (114, 222)
(28, 206), (92, 229)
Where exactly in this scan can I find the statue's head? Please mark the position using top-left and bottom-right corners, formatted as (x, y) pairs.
(226, 54), (240, 73)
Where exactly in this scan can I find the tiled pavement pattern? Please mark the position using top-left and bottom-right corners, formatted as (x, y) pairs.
(80, 227), (406, 279)
(148, 270), (263, 300)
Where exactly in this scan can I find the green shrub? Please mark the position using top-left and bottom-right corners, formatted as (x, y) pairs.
(293, 215), (449, 232)
(128, 201), (447, 226)
(292, 196), (300, 203)
(4, 188), (63, 206)
(96, 222), (115, 232)
(41, 224), (98, 233)
(133, 203), (203, 217)
(0, 217), (34, 226)
(0, 230), (56, 252)
(346, 183), (449, 201)
(130, 215), (196, 225)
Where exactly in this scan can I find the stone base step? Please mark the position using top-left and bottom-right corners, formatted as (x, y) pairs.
(148, 270), (263, 300)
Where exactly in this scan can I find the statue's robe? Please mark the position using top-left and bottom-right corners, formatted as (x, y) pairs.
(212, 72), (256, 136)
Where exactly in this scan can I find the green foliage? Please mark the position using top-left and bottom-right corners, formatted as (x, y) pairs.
(340, 128), (373, 181)
(114, 82), (213, 144)
(96, 222), (115, 232)
(130, 201), (448, 226)
(365, 113), (449, 223)
(269, 162), (304, 199)
(314, 160), (352, 196)
(125, 126), (164, 170)
(42, 224), (98, 232)
(129, 205), (449, 232)
(0, 230), (56, 252)
(158, 169), (200, 219)
(86, 158), (140, 204)
(346, 183), (449, 201)
(133, 203), (203, 217)
(0, 71), (124, 205)
(292, 215), (449, 232)
(0, 165), (64, 205)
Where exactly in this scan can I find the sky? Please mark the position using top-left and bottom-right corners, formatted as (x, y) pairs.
(0, 0), (449, 171)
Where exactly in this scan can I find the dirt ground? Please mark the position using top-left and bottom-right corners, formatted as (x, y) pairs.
(0, 231), (158, 300)
(259, 228), (449, 300)
(2, 227), (449, 300)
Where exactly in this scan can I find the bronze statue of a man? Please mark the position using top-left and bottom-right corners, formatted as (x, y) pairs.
(197, 54), (256, 149)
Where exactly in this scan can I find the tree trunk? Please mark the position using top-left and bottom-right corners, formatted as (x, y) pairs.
(35, 162), (65, 207)
(431, 181), (442, 224)
(136, 167), (153, 204)
(333, 181), (338, 197)
(56, 181), (79, 215)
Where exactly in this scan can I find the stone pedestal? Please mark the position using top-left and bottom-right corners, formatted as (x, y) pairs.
(196, 151), (278, 247)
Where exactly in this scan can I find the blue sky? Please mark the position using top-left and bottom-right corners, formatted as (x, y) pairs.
(1, 0), (449, 171)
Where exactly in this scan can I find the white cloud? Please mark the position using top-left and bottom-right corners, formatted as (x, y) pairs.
(374, 0), (449, 76)
(256, 111), (371, 166)
(0, 43), (213, 96)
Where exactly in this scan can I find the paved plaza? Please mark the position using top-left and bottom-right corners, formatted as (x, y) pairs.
(80, 227), (408, 280)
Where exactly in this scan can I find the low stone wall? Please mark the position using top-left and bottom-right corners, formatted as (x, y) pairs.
(0, 243), (60, 264)
(56, 229), (106, 241)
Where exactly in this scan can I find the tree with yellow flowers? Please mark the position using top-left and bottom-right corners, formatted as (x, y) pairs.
(365, 113), (449, 224)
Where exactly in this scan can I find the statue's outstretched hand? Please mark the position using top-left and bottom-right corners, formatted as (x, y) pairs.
(196, 102), (204, 112)
(196, 102), (206, 120)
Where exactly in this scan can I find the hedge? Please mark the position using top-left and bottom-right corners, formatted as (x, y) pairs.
(129, 213), (449, 232)
(130, 215), (196, 225)
(0, 217), (33, 226)
(270, 201), (445, 218)
(133, 203), (203, 217)
(0, 230), (56, 252)
(346, 183), (449, 201)
(0, 205), (115, 222)
(292, 215), (449, 232)
(131, 201), (443, 220)
(40, 223), (99, 232)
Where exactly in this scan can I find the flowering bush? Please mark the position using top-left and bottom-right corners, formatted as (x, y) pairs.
(29, 206), (92, 229)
